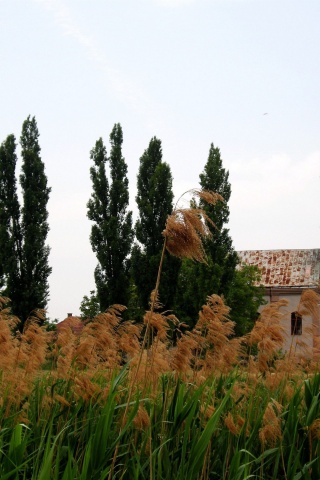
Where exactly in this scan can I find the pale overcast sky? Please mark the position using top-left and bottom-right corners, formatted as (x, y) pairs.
(0, 0), (319, 320)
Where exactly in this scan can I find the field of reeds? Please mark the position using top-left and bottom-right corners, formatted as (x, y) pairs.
(1, 191), (320, 479)
(1, 288), (320, 480)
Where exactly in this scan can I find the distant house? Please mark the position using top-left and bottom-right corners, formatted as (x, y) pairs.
(57, 313), (84, 336)
(237, 249), (320, 356)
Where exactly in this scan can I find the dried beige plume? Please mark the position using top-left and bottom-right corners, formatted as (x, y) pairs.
(297, 289), (320, 320)
(0, 296), (20, 330)
(134, 405), (150, 430)
(259, 402), (282, 447)
(224, 412), (240, 436)
(163, 189), (223, 263)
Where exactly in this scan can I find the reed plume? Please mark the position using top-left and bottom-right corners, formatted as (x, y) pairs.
(224, 411), (240, 436)
(129, 340), (171, 391)
(259, 401), (282, 448)
(245, 299), (287, 373)
(20, 309), (51, 374)
(134, 405), (150, 430)
(74, 305), (125, 370)
(0, 300), (20, 372)
(0, 306), (51, 414)
(170, 332), (198, 377)
(54, 322), (78, 378)
(297, 289), (320, 320)
(116, 321), (142, 358)
(191, 294), (241, 375)
(143, 292), (170, 342)
(163, 189), (222, 263)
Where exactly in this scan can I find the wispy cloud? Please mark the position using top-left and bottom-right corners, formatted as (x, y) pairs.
(33, 0), (153, 117)
(153, 0), (252, 5)
(154, 0), (196, 6)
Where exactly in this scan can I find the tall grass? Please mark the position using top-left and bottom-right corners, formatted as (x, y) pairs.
(1, 292), (320, 479)
(0, 190), (320, 479)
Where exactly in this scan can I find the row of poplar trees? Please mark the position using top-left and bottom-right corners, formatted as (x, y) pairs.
(0, 118), (263, 334)
(86, 124), (263, 335)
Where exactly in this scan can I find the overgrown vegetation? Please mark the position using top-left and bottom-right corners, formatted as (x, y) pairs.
(0, 190), (319, 479)
(0, 287), (319, 479)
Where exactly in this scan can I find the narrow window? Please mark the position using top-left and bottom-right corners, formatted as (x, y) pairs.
(291, 312), (302, 335)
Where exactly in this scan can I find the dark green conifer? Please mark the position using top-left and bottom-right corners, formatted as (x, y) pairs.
(0, 134), (22, 296)
(131, 137), (180, 310)
(87, 124), (133, 310)
(0, 117), (51, 327)
(19, 116), (52, 322)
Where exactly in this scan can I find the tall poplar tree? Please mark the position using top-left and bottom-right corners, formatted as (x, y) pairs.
(0, 135), (22, 296)
(0, 117), (51, 326)
(131, 137), (180, 310)
(174, 143), (262, 334)
(87, 124), (133, 310)
(19, 116), (52, 322)
(198, 143), (238, 289)
(87, 138), (109, 308)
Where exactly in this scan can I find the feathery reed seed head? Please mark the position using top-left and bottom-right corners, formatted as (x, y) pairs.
(163, 189), (223, 262)
(259, 402), (282, 447)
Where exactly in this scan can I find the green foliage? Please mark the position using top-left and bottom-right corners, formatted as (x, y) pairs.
(199, 143), (231, 228)
(0, 134), (22, 293)
(135, 138), (173, 255)
(19, 116), (52, 323)
(43, 317), (59, 332)
(87, 124), (133, 311)
(226, 264), (266, 336)
(174, 143), (263, 333)
(79, 290), (100, 320)
(0, 117), (51, 327)
(131, 137), (180, 310)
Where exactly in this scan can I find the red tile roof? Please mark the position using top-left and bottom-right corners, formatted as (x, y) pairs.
(57, 316), (84, 335)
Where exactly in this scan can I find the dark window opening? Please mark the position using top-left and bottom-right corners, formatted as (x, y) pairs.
(291, 312), (302, 335)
